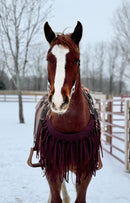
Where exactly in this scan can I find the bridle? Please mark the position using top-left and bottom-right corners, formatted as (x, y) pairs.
(70, 59), (80, 97)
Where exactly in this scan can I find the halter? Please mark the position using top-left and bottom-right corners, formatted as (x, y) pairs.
(70, 80), (76, 97)
(70, 59), (80, 97)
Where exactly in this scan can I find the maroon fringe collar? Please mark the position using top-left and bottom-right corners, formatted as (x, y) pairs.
(35, 115), (101, 183)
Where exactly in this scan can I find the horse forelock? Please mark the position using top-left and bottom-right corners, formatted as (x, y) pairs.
(49, 33), (79, 54)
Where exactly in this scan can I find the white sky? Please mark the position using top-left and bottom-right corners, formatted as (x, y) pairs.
(48, 0), (123, 45)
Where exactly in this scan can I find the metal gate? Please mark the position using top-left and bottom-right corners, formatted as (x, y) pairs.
(99, 96), (130, 171)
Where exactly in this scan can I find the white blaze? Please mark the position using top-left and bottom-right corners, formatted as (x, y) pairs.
(51, 45), (69, 110)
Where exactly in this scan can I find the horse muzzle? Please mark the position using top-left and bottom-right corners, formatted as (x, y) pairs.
(48, 93), (70, 114)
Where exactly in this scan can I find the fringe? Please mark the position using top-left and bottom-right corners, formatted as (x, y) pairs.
(35, 115), (101, 183)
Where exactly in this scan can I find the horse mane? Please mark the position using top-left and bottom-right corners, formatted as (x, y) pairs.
(50, 33), (80, 53)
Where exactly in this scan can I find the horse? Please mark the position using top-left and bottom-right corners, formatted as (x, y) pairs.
(27, 21), (102, 203)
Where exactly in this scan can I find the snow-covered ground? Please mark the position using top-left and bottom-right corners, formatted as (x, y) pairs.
(0, 102), (130, 203)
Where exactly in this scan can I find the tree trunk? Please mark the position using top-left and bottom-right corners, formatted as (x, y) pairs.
(109, 74), (113, 95)
(99, 66), (103, 92)
(118, 74), (123, 95)
(16, 71), (24, 123)
(18, 89), (24, 123)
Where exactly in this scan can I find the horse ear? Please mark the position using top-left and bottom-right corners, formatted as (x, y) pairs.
(44, 22), (56, 44)
(71, 21), (83, 45)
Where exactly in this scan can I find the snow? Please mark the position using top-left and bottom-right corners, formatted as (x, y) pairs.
(0, 102), (130, 203)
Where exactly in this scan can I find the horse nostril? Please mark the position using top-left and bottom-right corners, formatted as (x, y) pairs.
(52, 102), (56, 109)
(48, 94), (52, 103)
(51, 102), (58, 111)
(49, 96), (57, 110)
(60, 96), (69, 110)
(64, 96), (69, 105)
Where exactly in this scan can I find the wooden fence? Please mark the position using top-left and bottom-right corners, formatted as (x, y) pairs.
(0, 90), (106, 106)
(0, 90), (45, 103)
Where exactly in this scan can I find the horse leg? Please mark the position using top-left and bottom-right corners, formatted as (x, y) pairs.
(61, 180), (70, 203)
(46, 175), (62, 203)
(75, 174), (92, 203)
(48, 179), (70, 203)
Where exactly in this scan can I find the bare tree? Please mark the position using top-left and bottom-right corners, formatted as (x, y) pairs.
(113, 0), (130, 81)
(107, 41), (119, 95)
(82, 45), (91, 87)
(27, 43), (47, 91)
(0, 0), (52, 123)
(82, 43), (106, 92)
(94, 42), (106, 92)
(115, 53), (127, 94)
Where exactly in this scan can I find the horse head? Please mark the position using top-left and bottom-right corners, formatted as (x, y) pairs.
(44, 21), (83, 114)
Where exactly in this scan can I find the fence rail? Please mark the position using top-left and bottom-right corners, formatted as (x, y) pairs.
(0, 90), (46, 103)
(0, 90), (106, 106)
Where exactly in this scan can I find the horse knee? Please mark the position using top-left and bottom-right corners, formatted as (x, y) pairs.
(46, 175), (62, 203)
(48, 192), (62, 203)
(75, 174), (91, 203)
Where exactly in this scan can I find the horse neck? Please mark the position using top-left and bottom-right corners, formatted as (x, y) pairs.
(50, 74), (90, 133)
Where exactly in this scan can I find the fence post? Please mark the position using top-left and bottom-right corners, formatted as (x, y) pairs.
(106, 96), (113, 154)
(121, 95), (123, 113)
(125, 99), (130, 172)
(4, 92), (6, 102)
(109, 100), (112, 154)
(99, 99), (106, 138)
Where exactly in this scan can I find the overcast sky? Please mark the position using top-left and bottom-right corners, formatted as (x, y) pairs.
(48, 0), (123, 45)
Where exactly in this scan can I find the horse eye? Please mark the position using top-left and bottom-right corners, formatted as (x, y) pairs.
(75, 60), (80, 65)
(48, 79), (50, 85)
(47, 59), (50, 63)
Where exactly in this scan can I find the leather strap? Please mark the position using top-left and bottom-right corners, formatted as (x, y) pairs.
(27, 148), (41, 167)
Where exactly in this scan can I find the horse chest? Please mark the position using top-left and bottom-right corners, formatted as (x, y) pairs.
(50, 108), (90, 133)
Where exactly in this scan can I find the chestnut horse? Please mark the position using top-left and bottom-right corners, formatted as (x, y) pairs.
(44, 21), (92, 203)
(28, 21), (102, 203)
